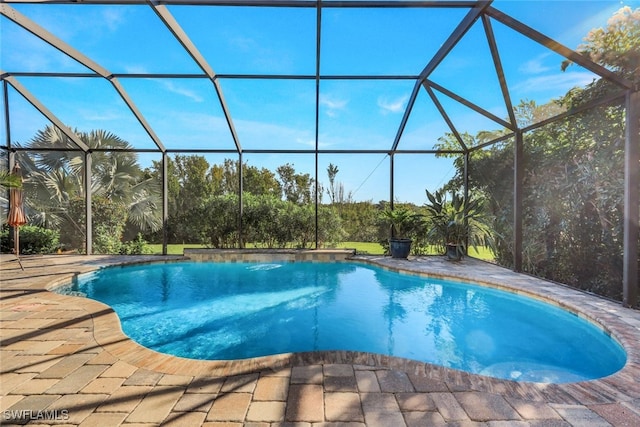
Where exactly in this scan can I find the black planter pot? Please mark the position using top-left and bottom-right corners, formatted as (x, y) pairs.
(446, 244), (463, 261)
(389, 238), (412, 259)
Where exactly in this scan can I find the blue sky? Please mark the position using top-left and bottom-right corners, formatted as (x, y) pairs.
(1, 0), (638, 204)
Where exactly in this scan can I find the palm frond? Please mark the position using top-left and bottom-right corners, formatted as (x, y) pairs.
(0, 171), (22, 189)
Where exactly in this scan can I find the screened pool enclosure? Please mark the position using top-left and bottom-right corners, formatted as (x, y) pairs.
(1, 1), (638, 306)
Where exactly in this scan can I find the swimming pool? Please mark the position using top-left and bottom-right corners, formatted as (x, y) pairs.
(57, 261), (626, 383)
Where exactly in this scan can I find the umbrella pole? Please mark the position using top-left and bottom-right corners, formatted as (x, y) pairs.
(13, 226), (24, 271)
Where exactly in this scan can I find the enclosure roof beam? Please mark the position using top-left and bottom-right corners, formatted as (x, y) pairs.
(148, 1), (243, 153)
(418, 1), (492, 81)
(2, 73), (90, 152)
(426, 79), (514, 130)
(6, 72), (424, 80)
(466, 89), (627, 153)
(1, 144), (462, 155)
(389, 80), (421, 152)
(0, 3), (167, 153)
(0, 3), (110, 78)
(468, 130), (515, 152)
(482, 14), (517, 130)
(390, 0), (492, 152)
(520, 90), (626, 134)
(423, 82), (468, 152)
(108, 78), (167, 152)
(486, 6), (633, 90)
(1, 0), (481, 7)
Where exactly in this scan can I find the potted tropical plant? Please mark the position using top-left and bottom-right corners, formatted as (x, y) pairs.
(424, 189), (496, 261)
(381, 205), (420, 259)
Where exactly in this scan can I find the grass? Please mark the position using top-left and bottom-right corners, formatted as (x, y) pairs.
(149, 241), (495, 261)
(335, 242), (494, 261)
(147, 244), (205, 255)
(334, 241), (385, 254)
(467, 245), (494, 261)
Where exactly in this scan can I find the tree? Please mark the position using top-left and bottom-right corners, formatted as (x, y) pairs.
(513, 100), (566, 129)
(436, 7), (638, 301)
(158, 155), (213, 243)
(244, 163), (281, 196)
(327, 163), (339, 204)
(276, 163), (314, 204)
(563, 6), (639, 81)
(208, 159), (281, 196)
(562, 6), (639, 107)
(20, 126), (161, 251)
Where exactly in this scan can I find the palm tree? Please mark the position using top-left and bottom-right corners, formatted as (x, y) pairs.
(18, 126), (161, 250)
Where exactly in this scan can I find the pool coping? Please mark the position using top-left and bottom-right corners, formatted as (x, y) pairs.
(30, 253), (640, 405)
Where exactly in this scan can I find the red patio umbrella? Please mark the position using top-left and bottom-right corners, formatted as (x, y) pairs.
(7, 163), (26, 270)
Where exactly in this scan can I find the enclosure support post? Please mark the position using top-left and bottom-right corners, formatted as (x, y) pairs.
(84, 151), (92, 256)
(314, 150), (319, 249)
(7, 149), (15, 205)
(162, 152), (168, 256)
(623, 90), (639, 308)
(4, 81), (13, 208)
(314, 0), (321, 250)
(7, 151), (15, 172)
(3, 80), (10, 149)
(238, 151), (244, 249)
(389, 153), (395, 210)
(513, 130), (524, 272)
(7, 149), (16, 257)
(463, 152), (470, 201)
(463, 152), (470, 255)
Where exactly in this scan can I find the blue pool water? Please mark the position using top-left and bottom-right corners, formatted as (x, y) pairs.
(57, 261), (626, 383)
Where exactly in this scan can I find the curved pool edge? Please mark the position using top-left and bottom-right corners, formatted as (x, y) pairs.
(37, 254), (640, 405)
(352, 256), (628, 347)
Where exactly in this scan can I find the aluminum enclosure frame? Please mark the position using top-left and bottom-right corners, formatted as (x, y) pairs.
(1, 0), (638, 306)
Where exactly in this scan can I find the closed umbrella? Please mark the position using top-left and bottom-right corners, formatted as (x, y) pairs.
(7, 163), (26, 270)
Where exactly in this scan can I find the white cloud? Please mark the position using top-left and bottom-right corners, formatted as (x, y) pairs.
(377, 95), (408, 114)
(2, 25), (81, 73)
(80, 109), (124, 122)
(226, 35), (295, 73)
(229, 36), (258, 52)
(169, 113), (323, 150)
(101, 7), (127, 32)
(295, 137), (317, 148)
(319, 95), (348, 117)
(320, 96), (348, 109)
(518, 52), (554, 74)
(512, 71), (596, 95)
(124, 65), (149, 74)
(235, 118), (315, 149)
(155, 80), (204, 103)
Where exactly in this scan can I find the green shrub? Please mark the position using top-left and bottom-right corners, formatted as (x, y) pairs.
(199, 194), (239, 248)
(93, 223), (123, 254)
(91, 198), (128, 254)
(120, 233), (153, 255)
(0, 225), (60, 254)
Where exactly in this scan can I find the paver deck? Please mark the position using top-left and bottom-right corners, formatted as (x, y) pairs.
(1, 253), (640, 426)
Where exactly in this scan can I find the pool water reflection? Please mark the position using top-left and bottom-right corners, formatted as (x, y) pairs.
(57, 261), (626, 383)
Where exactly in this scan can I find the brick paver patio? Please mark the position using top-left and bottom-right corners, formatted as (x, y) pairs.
(1, 253), (640, 426)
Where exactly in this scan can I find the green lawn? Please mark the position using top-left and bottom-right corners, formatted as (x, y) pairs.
(150, 241), (494, 261)
(467, 245), (494, 261)
(336, 241), (494, 261)
(147, 244), (206, 255)
(333, 241), (385, 254)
